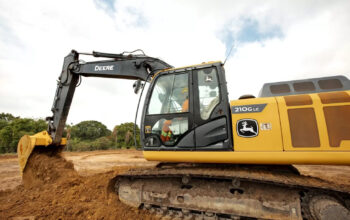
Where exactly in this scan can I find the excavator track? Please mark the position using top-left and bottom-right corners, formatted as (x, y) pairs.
(112, 163), (350, 220)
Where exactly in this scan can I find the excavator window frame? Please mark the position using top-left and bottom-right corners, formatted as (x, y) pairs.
(142, 70), (194, 149)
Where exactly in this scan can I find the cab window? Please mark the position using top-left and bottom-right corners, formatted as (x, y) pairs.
(197, 68), (220, 120)
(147, 72), (189, 145)
(150, 117), (189, 145)
(148, 73), (188, 115)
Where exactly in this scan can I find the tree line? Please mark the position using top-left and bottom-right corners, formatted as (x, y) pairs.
(0, 113), (140, 154)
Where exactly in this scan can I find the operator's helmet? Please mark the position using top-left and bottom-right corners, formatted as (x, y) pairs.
(164, 120), (172, 126)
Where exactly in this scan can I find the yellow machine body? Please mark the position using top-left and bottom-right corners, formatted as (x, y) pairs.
(17, 131), (66, 174)
(143, 90), (350, 165)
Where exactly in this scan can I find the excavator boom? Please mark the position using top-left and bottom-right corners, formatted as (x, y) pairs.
(18, 49), (172, 173)
(48, 50), (171, 145)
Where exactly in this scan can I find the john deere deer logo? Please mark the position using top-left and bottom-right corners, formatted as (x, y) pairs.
(237, 119), (258, 137)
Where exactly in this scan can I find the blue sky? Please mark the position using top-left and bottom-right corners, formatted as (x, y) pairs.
(219, 17), (284, 57)
(97, 0), (116, 11)
(0, 0), (349, 128)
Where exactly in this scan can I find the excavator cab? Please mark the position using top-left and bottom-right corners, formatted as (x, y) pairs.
(141, 62), (233, 151)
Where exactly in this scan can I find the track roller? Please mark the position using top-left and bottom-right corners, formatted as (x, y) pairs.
(308, 195), (350, 220)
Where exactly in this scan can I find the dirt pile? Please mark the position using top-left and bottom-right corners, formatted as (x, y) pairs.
(0, 149), (157, 220)
(22, 148), (77, 188)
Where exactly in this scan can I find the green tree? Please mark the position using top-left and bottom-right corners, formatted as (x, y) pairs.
(0, 120), (8, 131)
(71, 120), (111, 141)
(113, 122), (140, 149)
(91, 136), (113, 150)
(0, 113), (17, 122)
(0, 117), (47, 153)
(0, 126), (13, 153)
(0, 113), (17, 130)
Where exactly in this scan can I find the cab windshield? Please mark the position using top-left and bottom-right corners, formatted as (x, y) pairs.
(148, 72), (189, 115)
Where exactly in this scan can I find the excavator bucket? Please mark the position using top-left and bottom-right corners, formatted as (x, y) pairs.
(17, 131), (66, 174)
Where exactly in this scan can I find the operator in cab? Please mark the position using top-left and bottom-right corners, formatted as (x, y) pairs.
(160, 87), (189, 143)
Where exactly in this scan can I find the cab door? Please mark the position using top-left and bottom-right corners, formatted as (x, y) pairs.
(142, 70), (195, 150)
(192, 64), (233, 151)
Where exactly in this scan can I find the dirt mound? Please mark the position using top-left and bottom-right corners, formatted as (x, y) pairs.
(22, 147), (77, 188)
(0, 148), (157, 220)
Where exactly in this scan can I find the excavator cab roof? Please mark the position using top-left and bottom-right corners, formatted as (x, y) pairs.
(152, 61), (222, 80)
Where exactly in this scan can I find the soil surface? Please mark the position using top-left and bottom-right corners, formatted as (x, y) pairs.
(0, 149), (158, 220)
(1, 149), (350, 219)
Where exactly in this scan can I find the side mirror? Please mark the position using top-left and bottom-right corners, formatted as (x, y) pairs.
(238, 94), (256, 99)
(133, 79), (144, 94)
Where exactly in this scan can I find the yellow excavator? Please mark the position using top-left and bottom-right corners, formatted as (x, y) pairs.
(18, 50), (350, 219)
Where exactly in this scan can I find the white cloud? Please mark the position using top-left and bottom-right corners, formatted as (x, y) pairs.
(0, 0), (349, 129)
(224, 1), (350, 97)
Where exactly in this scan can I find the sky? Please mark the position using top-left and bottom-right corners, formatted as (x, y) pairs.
(0, 0), (350, 129)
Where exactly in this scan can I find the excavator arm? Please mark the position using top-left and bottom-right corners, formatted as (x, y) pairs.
(47, 50), (171, 145)
(18, 49), (172, 173)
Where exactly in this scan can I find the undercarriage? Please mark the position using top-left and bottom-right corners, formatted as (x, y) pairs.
(113, 163), (350, 220)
